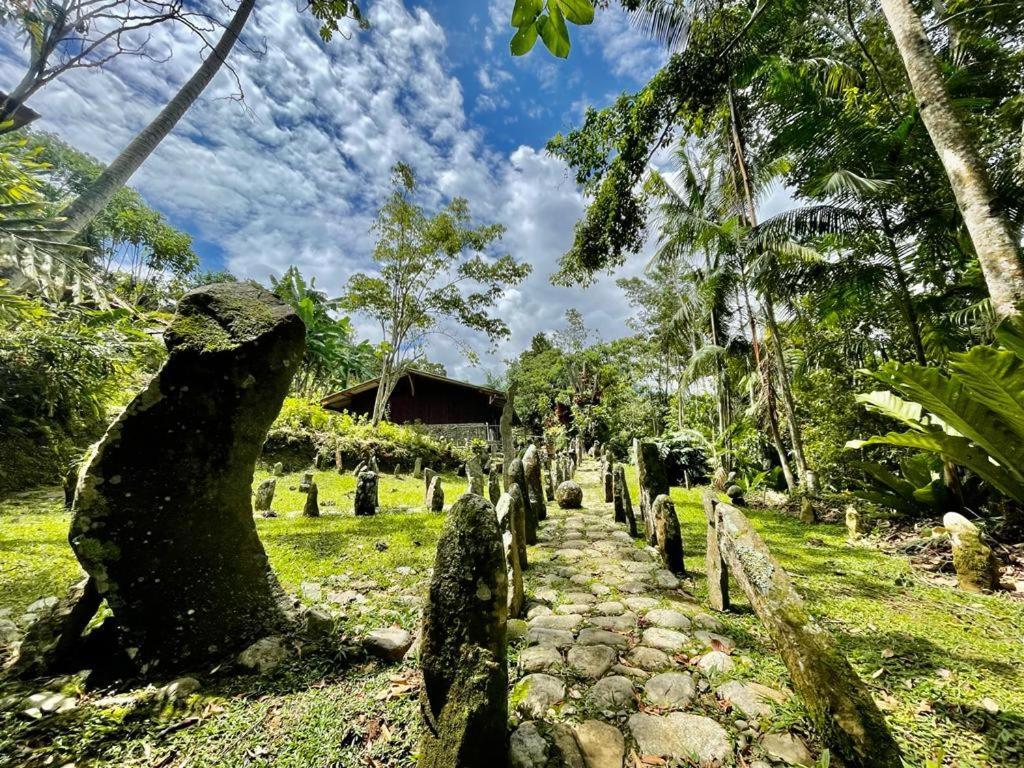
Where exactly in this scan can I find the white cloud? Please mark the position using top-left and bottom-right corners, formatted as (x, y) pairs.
(0, 0), (654, 382)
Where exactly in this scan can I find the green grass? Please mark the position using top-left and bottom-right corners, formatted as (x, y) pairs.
(2, 466), (1023, 767)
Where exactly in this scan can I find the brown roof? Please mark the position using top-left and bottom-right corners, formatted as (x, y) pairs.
(321, 368), (506, 411)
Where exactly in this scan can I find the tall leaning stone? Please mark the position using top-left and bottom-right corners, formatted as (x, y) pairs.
(614, 466), (639, 538)
(70, 282), (302, 671)
(495, 492), (524, 618)
(637, 440), (669, 546)
(508, 458), (536, 545)
(427, 475), (445, 513)
(420, 494), (509, 768)
(652, 494), (685, 575)
(522, 445), (547, 523)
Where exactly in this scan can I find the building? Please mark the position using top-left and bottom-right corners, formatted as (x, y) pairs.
(321, 369), (510, 444)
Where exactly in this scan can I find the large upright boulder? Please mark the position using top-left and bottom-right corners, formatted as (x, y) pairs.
(69, 282), (302, 672)
(637, 441), (669, 545)
(944, 512), (999, 592)
(355, 471), (379, 516)
(652, 494), (685, 575)
(420, 494), (509, 768)
(508, 458), (537, 544)
(522, 445), (547, 522)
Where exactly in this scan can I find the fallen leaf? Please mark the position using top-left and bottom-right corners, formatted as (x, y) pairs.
(881, 648), (895, 658)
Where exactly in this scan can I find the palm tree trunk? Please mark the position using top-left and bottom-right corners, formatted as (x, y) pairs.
(878, 207), (927, 364)
(58, 0), (255, 235)
(879, 0), (1024, 319)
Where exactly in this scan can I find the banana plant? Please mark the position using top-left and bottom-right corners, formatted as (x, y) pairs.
(846, 318), (1024, 504)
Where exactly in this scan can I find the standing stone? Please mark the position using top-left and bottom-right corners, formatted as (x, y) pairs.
(355, 471), (379, 516)
(489, 466), (502, 505)
(495, 492), (524, 618)
(414, 457), (423, 479)
(653, 494), (685, 575)
(272, 462), (284, 476)
(420, 495), (508, 768)
(508, 458), (537, 545)
(631, 438), (639, 466)
(303, 481), (320, 518)
(424, 467), (437, 501)
(944, 512), (999, 592)
(369, 455), (380, 474)
(846, 506), (863, 540)
(506, 483), (528, 571)
(522, 445), (547, 523)
(299, 470), (314, 493)
(352, 461), (366, 478)
(427, 476), (445, 513)
(603, 463), (614, 503)
(542, 453), (555, 501)
(612, 465), (638, 538)
(334, 448), (343, 473)
(466, 455), (485, 496)
(68, 282), (301, 671)
(394, 463), (403, 476)
(637, 441), (669, 545)
(254, 478), (276, 513)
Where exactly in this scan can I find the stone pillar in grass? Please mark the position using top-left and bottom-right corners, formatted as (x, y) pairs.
(944, 512), (999, 592)
(299, 470), (314, 493)
(637, 440), (669, 546)
(506, 483), (528, 571)
(652, 494), (684, 574)
(427, 476), (445, 512)
(303, 481), (320, 518)
(272, 462), (284, 476)
(414, 457), (423, 479)
(355, 471), (379, 516)
(423, 468), (437, 502)
(254, 478), (276, 514)
(466, 455), (485, 496)
(68, 282), (301, 672)
(603, 462), (614, 503)
(495, 492), (524, 618)
(543, 454), (555, 502)
(335, 447), (343, 473)
(522, 445), (547, 523)
(488, 466), (502, 505)
(508, 458), (536, 545)
(420, 494), (509, 768)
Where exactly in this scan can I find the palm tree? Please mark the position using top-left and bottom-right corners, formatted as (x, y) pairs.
(877, 0), (1024, 319)
(57, 0), (256, 235)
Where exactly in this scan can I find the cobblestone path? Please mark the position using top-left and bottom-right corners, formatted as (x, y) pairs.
(509, 460), (811, 768)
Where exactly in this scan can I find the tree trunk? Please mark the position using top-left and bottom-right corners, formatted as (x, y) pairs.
(879, 0), (1024, 319)
(878, 207), (927, 364)
(58, 0), (255, 234)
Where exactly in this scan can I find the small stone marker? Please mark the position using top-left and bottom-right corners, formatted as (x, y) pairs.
(423, 467), (437, 501)
(303, 481), (320, 518)
(420, 494), (508, 768)
(613, 465), (638, 537)
(603, 463), (614, 503)
(943, 512), (999, 591)
(466, 455), (485, 496)
(846, 506), (863, 539)
(334, 448), (343, 473)
(427, 475), (445, 512)
(299, 470), (314, 493)
(522, 444), (547, 522)
(254, 478), (276, 514)
(495, 492), (524, 618)
(488, 466), (502, 504)
(355, 471), (378, 516)
(508, 458), (537, 545)
(413, 457), (423, 478)
(653, 494), (685, 574)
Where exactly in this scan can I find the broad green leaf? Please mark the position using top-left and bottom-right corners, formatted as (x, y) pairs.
(995, 314), (1024, 359)
(854, 390), (925, 431)
(510, 21), (539, 55)
(850, 430), (1024, 503)
(553, 0), (594, 25)
(511, 0), (542, 28)
(538, 7), (570, 58)
(949, 344), (1024, 443)
(849, 460), (915, 498)
(868, 363), (1024, 487)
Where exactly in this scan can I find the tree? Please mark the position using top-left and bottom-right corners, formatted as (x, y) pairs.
(269, 265), (374, 398)
(877, 0), (1024, 319)
(55, 0), (367, 235)
(341, 162), (531, 426)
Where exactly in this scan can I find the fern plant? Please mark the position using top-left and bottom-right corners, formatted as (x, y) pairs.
(846, 318), (1024, 504)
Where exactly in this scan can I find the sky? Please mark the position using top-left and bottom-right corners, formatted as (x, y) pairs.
(0, 0), (788, 382)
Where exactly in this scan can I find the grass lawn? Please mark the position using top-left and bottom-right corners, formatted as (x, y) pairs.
(0, 465), (1021, 767)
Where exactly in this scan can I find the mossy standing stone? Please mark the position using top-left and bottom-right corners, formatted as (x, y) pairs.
(272, 462), (284, 476)
(254, 478), (276, 513)
(653, 494), (685, 575)
(427, 475), (445, 513)
(944, 512), (999, 592)
(466, 455), (485, 496)
(506, 483), (528, 571)
(299, 470), (314, 493)
(637, 440), (669, 546)
(423, 467), (437, 502)
(495, 492), (524, 618)
(355, 471), (378, 516)
(413, 457), (423, 479)
(508, 458), (537, 545)
(488, 466), (502, 505)
(69, 282), (302, 672)
(603, 463), (614, 503)
(522, 444), (547, 522)
(420, 494), (508, 768)
(303, 481), (320, 518)
(613, 465), (639, 538)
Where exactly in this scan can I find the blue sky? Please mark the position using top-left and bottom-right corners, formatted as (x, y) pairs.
(0, 0), (675, 379)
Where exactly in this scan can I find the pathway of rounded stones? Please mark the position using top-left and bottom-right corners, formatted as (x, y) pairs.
(509, 462), (812, 768)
